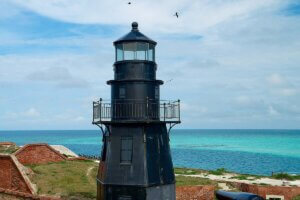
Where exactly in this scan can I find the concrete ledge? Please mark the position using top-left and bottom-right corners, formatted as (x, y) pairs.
(0, 187), (61, 200)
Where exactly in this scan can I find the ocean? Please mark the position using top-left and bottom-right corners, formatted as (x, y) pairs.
(1, 129), (299, 176)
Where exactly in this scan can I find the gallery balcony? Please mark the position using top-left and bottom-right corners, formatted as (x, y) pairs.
(92, 99), (180, 124)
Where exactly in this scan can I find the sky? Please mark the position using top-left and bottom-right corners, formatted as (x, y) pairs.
(0, 0), (300, 130)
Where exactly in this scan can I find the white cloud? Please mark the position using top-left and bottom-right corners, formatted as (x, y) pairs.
(276, 88), (298, 96)
(3, 108), (41, 120)
(23, 108), (40, 117)
(0, 0), (21, 19)
(181, 103), (207, 113)
(53, 112), (87, 122)
(268, 105), (279, 116)
(267, 73), (284, 85)
(235, 96), (251, 105)
(10, 0), (284, 33)
(266, 74), (298, 97)
(0, 53), (111, 89)
(1, 0), (300, 129)
(74, 116), (85, 121)
(27, 67), (71, 81)
(27, 67), (90, 88)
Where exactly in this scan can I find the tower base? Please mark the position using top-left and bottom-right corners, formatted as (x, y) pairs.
(97, 183), (175, 200)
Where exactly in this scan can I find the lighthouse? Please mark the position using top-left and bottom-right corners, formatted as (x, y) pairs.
(93, 22), (181, 200)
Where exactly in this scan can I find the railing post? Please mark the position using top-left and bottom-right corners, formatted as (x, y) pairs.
(178, 99), (180, 122)
(92, 101), (95, 123)
(163, 102), (166, 121)
(99, 98), (102, 122)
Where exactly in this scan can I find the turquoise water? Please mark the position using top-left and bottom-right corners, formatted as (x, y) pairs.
(1, 129), (299, 176)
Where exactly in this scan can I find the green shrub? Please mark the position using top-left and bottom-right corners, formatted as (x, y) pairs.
(209, 168), (228, 175)
(272, 173), (300, 181)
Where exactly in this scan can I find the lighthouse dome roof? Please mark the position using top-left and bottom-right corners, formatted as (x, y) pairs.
(114, 22), (157, 45)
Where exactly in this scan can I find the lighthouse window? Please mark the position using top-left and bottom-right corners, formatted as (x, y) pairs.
(120, 136), (133, 164)
(116, 42), (155, 61)
(123, 43), (135, 60)
(136, 42), (147, 60)
(119, 87), (126, 99)
(148, 44), (154, 61)
(116, 44), (123, 61)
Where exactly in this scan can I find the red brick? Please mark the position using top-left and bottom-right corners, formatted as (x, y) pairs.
(14, 144), (66, 165)
(0, 155), (33, 194)
(0, 188), (61, 200)
(176, 185), (215, 200)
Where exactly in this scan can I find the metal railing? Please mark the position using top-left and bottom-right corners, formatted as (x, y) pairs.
(93, 99), (180, 123)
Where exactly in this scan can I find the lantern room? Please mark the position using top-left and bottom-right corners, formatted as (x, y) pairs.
(114, 22), (156, 62)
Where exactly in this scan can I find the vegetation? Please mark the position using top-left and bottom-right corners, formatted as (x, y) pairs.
(175, 167), (231, 176)
(27, 160), (98, 199)
(175, 167), (266, 181)
(272, 173), (300, 181)
(25, 161), (300, 199)
(174, 167), (204, 175)
(208, 168), (229, 175)
(176, 175), (217, 186)
(230, 175), (252, 180)
(27, 163), (223, 198)
(0, 145), (19, 154)
(292, 195), (300, 200)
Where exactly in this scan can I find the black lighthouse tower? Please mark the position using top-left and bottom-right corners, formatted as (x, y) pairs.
(93, 22), (181, 200)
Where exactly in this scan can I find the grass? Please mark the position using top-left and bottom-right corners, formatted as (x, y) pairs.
(175, 167), (230, 176)
(176, 175), (218, 187)
(26, 161), (300, 199)
(175, 167), (266, 181)
(293, 195), (300, 200)
(174, 167), (204, 175)
(272, 173), (300, 181)
(27, 162), (222, 199)
(27, 160), (98, 199)
(0, 145), (19, 154)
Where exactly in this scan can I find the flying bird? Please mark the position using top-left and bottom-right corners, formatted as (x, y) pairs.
(166, 79), (173, 83)
(128, 2), (131, 4)
(174, 12), (179, 18)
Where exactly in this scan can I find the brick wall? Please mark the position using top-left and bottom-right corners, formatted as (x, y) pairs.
(0, 155), (34, 194)
(14, 144), (66, 165)
(232, 182), (300, 200)
(0, 188), (61, 200)
(176, 186), (215, 200)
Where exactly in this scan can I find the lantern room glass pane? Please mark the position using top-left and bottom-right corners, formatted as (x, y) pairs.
(116, 44), (123, 61)
(123, 43), (135, 60)
(116, 42), (155, 61)
(136, 42), (147, 60)
(148, 44), (154, 61)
